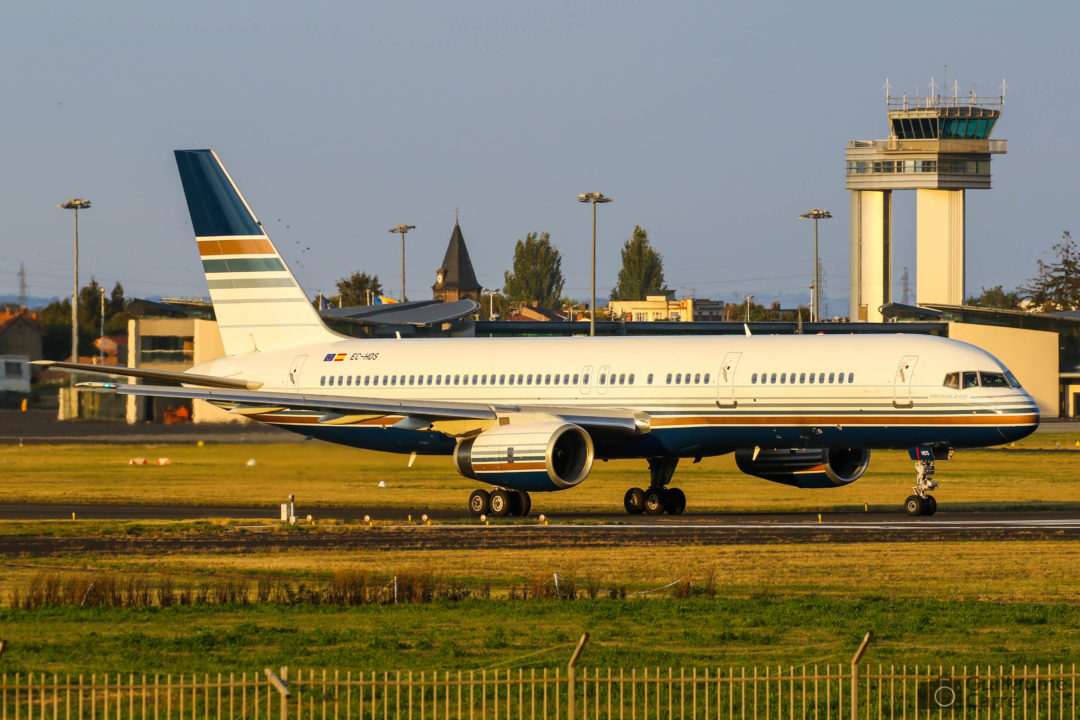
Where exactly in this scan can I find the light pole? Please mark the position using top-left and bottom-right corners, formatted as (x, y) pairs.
(388, 224), (415, 302)
(482, 287), (500, 320)
(99, 286), (106, 365)
(58, 199), (91, 374)
(799, 209), (832, 322)
(743, 294), (754, 323)
(577, 193), (613, 336)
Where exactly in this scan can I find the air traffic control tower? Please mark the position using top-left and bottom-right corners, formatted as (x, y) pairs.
(846, 86), (1006, 321)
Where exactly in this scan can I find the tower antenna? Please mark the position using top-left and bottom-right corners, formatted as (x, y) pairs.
(17, 262), (27, 308)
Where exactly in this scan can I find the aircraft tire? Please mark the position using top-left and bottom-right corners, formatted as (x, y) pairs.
(922, 495), (937, 516)
(468, 489), (490, 517)
(624, 488), (646, 514)
(489, 489), (512, 517)
(516, 491), (532, 517)
(644, 488), (666, 516)
(665, 487), (686, 515)
(904, 495), (925, 517)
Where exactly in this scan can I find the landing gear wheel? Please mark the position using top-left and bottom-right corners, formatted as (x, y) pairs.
(624, 487), (646, 514)
(922, 495), (937, 516)
(468, 489), (490, 517)
(664, 487), (686, 515)
(489, 489), (511, 517)
(506, 490), (531, 517)
(644, 488), (667, 515)
(904, 495), (926, 517)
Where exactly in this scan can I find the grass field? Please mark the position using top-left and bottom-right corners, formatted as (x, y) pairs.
(3, 439), (1080, 673)
(2, 432), (1080, 513)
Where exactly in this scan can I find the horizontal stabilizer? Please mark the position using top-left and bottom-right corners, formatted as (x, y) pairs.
(32, 361), (262, 390)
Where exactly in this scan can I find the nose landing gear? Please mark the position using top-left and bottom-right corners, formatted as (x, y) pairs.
(904, 459), (939, 516)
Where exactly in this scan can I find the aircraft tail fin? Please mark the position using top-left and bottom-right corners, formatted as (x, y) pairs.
(174, 149), (340, 355)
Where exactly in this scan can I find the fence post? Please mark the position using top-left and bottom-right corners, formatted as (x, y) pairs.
(265, 667), (290, 720)
(567, 634), (589, 720)
(850, 632), (873, 720)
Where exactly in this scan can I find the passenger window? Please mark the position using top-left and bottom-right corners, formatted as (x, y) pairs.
(666, 373), (672, 384)
(554, 374), (560, 385)
(527, 375), (533, 385)
(819, 373), (825, 384)
(565, 374), (571, 384)
(320, 376), (326, 386)
(619, 374), (625, 384)
(693, 373), (700, 384)
(770, 373), (777, 383)
(454, 375), (460, 385)
(752, 373), (758, 383)
(703, 373), (710, 383)
(780, 373), (786, 384)
(980, 372), (1010, 388)
(545, 374), (551, 385)
(462, 375), (469, 386)
(390, 376), (397, 386)
(675, 374), (681, 385)
(943, 372), (959, 389)
(508, 375), (515, 385)
(799, 373), (805, 383)
(962, 371), (979, 389)
(480, 375), (486, 385)
(499, 374), (506, 385)
(847, 373), (854, 383)
(628, 373), (635, 384)
(582, 374), (589, 384)
(409, 375), (415, 385)
(435, 375), (441, 385)
(599, 374), (606, 385)
(828, 373), (834, 383)
(809, 374), (815, 384)
(647, 373), (653, 384)
(427, 375), (433, 384)
(518, 374), (524, 384)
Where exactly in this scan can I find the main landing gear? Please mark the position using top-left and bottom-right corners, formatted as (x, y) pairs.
(624, 457), (686, 515)
(904, 459), (939, 516)
(467, 488), (531, 518)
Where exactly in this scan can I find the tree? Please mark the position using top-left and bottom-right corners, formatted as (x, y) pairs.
(37, 278), (128, 359)
(610, 226), (666, 301)
(330, 271), (383, 307)
(502, 232), (564, 309)
(1021, 230), (1080, 312)
(966, 285), (1022, 310)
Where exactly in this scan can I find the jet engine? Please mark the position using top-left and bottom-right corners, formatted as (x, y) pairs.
(734, 447), (870, 488)
(454, 420), (594, 492)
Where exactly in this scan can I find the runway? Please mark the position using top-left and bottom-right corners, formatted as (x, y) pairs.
(2, 506), (1080, 556)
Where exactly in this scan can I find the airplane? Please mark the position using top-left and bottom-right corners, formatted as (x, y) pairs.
(37, 149), (1040, 518)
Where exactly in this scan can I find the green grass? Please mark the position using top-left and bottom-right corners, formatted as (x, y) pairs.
(2, 597), (1079, 674)
(3, 435), (1080, 513)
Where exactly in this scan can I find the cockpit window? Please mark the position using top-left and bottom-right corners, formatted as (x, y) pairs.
(962, 371), (979, 389)
(943, 372), (959, 389)
(980, 371), (1010, 388)
(1005, 370), (1022, 389)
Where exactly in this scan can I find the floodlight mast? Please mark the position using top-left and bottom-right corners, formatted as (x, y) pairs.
(577, 193), (613, 337)
(799, 209), (832, 321)
(58, 198), (91, 391)
(388, 224), (416, 302)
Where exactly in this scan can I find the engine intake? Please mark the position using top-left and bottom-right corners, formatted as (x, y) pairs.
(454, 420), (595, 492)
(734, 447), (870, 488)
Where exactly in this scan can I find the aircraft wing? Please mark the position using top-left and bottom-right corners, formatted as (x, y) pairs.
(79, 383), (650, 434)
(32, 361), (262, 390)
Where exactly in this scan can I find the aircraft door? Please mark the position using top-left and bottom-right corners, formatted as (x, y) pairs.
(893, 355), (918, 408)
(288, 355), (308, 392)
(579, 365), (593, 395)
(597, 364), (610, 395)
(716, 352), (742, 408)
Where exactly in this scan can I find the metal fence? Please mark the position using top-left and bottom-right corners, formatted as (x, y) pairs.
(1, 663), (1078, 720)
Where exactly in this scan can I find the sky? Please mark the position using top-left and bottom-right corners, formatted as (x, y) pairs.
(2, 0), (1078, 317)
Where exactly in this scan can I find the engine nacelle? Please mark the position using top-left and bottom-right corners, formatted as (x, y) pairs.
(454, 420), (595, 492)
(734, 447), (871, 489)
